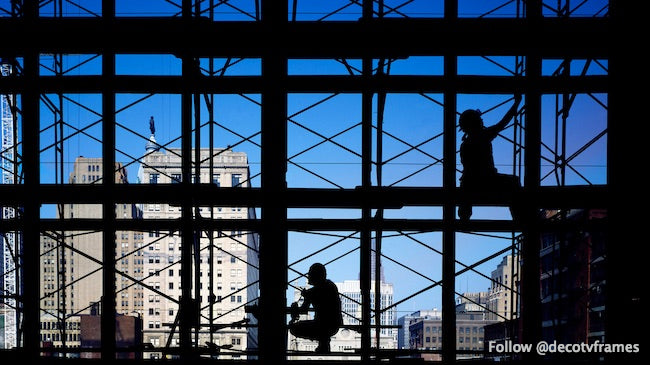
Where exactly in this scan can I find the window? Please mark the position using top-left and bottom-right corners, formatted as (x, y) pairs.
(149, 173), (159, 184)
(169, 282), (174, 289)
(230, 256), (237, 263)
(231, 174), (242, 187)
(213, 174), (221, 186)
(171, 173), (181, 183)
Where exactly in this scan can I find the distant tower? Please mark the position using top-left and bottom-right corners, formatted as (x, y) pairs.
(360, 238), (385, 282)
(139, 116), (161, 185)
(145, 116), (160, 153)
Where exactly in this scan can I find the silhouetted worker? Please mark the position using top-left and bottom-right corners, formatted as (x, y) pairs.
(289, 263), (343, 354)
(458, 94), (523, 222)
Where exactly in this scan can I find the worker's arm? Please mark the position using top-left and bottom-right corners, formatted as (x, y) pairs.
(491, 94), (522, 134)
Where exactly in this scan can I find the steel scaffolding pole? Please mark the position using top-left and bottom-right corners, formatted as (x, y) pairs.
(101, 0), (116, 359)
(20, 0), (40, 358)
(521, 1), (543, 355)
(258, 1), (288, 362)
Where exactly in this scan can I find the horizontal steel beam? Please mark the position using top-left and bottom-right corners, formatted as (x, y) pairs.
(0, 17), (611, 58)
(0, 185), (610, 207)
(0, 74), (609, 94)
(0, 216), (606, 233)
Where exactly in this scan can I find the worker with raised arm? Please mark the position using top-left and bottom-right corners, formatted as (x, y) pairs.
(458, 94), (523, 221)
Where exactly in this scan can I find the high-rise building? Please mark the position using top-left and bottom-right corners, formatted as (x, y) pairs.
(539, 209), (606, 344)
(456, 292), (488, 313)
(486, 255), (519, 321)
(397, 309), (440, 349)
(40, 157), (143, 330)
(139, 146), (259, 359)
(408, 293), (498, 361)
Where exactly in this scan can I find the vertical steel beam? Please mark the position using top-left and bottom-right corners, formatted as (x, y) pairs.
(606, 1), (636, 362)
(442, 2), (457, 363)
(373, 57), (386, 356)
(180, 78), (194, 360)
(21, 0), (40, 360)
(360, 59), (373, 362)
(521, 0), (542, 352)
(192, 59), (202, 346)
(259, 1), (288, 362)
(101, 0), (117, 360)
(179, 2), (195, 359)
(360, 1), (374, 360)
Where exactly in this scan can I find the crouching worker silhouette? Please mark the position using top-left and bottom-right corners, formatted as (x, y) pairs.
(458, 94), (523, 222)
(289, 263), (343, 354)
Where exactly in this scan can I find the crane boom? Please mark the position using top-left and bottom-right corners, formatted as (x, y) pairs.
(1, 61), (18, 349)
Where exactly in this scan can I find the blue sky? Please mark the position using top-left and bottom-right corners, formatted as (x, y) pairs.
(4, 0), (609, 318)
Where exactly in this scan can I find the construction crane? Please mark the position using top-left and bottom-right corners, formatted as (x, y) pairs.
(1, 58), (19, 349)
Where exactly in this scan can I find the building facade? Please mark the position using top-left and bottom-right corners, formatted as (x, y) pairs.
(540, 209), (607, 344)
(40, 157), (144, 345)
(139, 147), (259, 359)
(486, 255), (519, 321)
(409, 315), (497, 361)
(408, 294), (498, 361)
(397, 309), (441, 349)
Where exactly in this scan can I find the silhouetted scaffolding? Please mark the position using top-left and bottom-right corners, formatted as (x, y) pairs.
(0, 0), (629, 364)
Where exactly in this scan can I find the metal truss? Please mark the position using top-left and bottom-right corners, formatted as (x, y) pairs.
(0, 0), (628, 364)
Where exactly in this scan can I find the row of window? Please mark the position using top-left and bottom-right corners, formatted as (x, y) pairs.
(147, 243), (244, 253)
(422, 326), (485, 334)
(147, 254), (245, 265)
(149, 173), (243, 186)
(41, 321), (80, 330)
(417, 336), (484, 344)
(40, 333), (80, 342)
(146, 336), (242, 348)
(118, 300), (144, 308)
